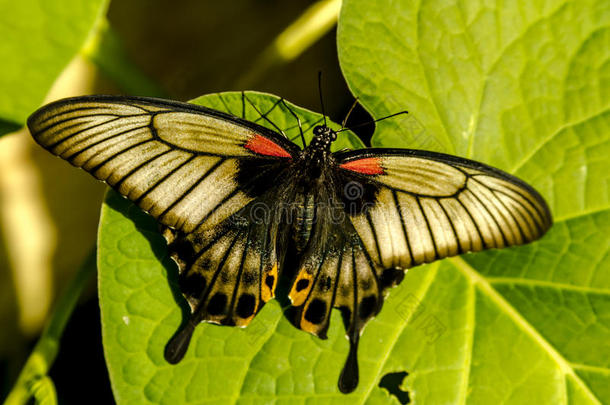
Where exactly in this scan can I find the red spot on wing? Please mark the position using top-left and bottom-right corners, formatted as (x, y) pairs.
(244, 134), (292, 158)
(339, 158), (384, 175)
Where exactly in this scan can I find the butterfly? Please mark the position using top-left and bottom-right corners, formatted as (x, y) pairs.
(27, 93), (552, 393)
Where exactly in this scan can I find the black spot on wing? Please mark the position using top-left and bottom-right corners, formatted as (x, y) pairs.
(178, 272), (207, 300)
(168, 238), (197, 265)
(296, 279), (309, 291)
(339, 306), (352, 328)
(359, 278), (372, 291)
(199, 258), (212, 271)
(207, 293), (228, 316)
(220, 271), (231, 284)
(265, 274), (275, 289)
(305, 299), (327, 325)
(319, 275), (332, 292)
(359, 295), (377, 320)
(380, 268), (405, 289)
(236, 294), (256, 318)
(242, 271), (257, 286)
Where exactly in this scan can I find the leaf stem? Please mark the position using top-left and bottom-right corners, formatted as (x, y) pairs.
(4, 250), (96, 405)
(235, 0), (342, 88)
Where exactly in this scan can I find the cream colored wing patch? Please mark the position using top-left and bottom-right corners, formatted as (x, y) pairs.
(27, 96), (295, 234)
(373, 156), (467, 195)
(153, 111), (264, 156)
(338, 152), (552, 269)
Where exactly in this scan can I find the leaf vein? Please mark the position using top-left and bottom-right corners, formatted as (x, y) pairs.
(452, 257), (603, 404)
(358, 262), (439, 403)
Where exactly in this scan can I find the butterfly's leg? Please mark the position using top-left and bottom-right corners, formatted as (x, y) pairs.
(242, 91), (288, 137)
(279, 98), (307, 149)
(301, 117), (324, 137)
(242, 91), (284, 124)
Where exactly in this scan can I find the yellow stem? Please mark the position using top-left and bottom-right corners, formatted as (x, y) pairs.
(235, 0), (342, 88)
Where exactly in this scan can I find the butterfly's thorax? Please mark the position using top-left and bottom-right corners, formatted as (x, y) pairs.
(300, 128), (334, 173)
(288, 125), (337, 252)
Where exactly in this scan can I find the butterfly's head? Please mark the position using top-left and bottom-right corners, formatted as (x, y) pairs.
(300, 124), (337, 173)
(310, 125), (337, 150)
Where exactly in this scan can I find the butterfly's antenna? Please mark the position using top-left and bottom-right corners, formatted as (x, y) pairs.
(341, 98), (360, 130)
(336, 110), (409, 133)
(318, 71), (327, 127)
(280, 99), (307, 148)
(242, 92), (287, 137)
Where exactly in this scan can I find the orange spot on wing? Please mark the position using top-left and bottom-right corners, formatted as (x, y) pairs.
(288, 268), (314, 307)
(261, 263), (278, 302)
(339, 157), (384, 175)
(300, 317), (321, 335)
(245, 134), (292, 158)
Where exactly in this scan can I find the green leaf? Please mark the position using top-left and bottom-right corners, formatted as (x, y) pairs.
(0, 0), (108, 133)
(98, 1), (610, 404)
(337, 0), (610, 403)
(99, 92), (364, 404)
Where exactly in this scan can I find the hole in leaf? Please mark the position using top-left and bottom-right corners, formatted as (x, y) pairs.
(379, 371), (410, 404)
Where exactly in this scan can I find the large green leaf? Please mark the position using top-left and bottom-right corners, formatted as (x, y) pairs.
(0, 0), (108, 134)
(99, 1), (610, 404)
(338, 0), (609, 403)
(99, 92), (365, 404)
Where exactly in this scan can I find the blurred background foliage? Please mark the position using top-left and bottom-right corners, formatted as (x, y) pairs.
(0, 0), (370, 402)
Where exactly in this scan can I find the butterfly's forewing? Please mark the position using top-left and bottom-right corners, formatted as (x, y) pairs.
(27, 95), (299, 234)
(334, 148), (552, 269)
(27, 95), (299, 361)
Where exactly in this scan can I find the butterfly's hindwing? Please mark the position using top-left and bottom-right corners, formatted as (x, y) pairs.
(167, 220), (275, 328)
(163, 212), (281, 363)
(285, 182), (400, 393)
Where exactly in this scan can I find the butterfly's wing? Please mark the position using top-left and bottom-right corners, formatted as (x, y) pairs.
(160, 185), (287, 362)
(288, 147), (552, 393)
(27, 95), (298, 234)
(286, 184), (389, 393)
(334, 148), (552, 269)
(27, 95), (298, 360)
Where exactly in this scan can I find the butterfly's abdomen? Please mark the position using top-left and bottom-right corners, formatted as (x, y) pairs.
(292, 192), (315, 252)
